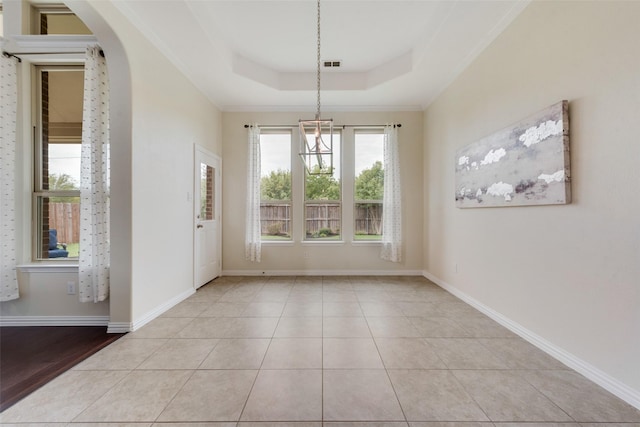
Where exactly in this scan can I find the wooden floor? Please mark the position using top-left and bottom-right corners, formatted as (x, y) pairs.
(0, 326), (124, 412)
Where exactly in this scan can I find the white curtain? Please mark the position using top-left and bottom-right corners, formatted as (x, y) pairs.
(78, 46), (110, 303)
(0, 54), (20, 302)
(245, 124), (261, 262)
(381, 124), (402, 262)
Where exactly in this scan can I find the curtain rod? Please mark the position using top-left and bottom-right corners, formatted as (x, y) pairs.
(2, 51), (22, 62)
(2, 50), (104, 60)
(244, 123), (401, 129)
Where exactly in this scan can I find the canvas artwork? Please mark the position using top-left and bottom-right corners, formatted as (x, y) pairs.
(455, 100), (570, 208)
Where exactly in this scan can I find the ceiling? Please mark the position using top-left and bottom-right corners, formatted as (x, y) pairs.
(113, 0), (529, 112)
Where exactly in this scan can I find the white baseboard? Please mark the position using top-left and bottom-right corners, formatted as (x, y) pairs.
(222, 269), (424, 276)
(422, 270), (640, 410)
(130, 287), (195, 332)
(0, 315), (109, 327)
(107, 321), (132, 333)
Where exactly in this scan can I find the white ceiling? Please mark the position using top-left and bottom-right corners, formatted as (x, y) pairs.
(113, 0), (529, 112)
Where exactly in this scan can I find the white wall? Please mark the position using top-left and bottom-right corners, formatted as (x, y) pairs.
(424, 0), (640, 400)
(222, 111), (423, 274)
(1, 0), (114, 324)
(74, 1), (223, 325)
(0, 270), (108, 320)
(1, 0), (222, 329)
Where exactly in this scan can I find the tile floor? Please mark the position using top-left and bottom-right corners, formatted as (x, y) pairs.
(2, 275), (639, 426)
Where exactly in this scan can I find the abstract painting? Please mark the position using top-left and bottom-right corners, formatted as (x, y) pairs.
(455, 100), (570, 208)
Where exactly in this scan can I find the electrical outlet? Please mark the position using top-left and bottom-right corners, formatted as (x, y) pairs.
(67, 282), (76, 295)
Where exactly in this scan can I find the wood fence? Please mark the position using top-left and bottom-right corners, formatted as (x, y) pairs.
(354, 203), (383, 235)
(49, 202), (80, 243)
(50, 201), (382, 242)
(261, 202), (382, 236)
(260, 203), (291, 236)
(305, 204), (341, 236)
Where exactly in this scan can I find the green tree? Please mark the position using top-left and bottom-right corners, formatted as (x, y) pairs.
(49, 173), (78, 191)
(49, 173), (79, 202)
(355, 161), (384, 200)
(261, 169), (291, 200)
(305, 167), (340, 200)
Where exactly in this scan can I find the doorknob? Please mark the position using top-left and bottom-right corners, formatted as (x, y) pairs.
(197, 224), (203, 229)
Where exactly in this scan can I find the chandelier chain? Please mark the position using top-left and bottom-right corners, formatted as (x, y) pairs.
(316, 0), (321, 119)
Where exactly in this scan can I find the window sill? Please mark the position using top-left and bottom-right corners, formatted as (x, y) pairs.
(17, 263), (79, 273)
(301, 240), (344, 246)
(261, 240), (295, 246)
(351, 240), (382, 246)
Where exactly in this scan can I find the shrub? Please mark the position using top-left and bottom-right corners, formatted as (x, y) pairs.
(267, 222), (283, 236)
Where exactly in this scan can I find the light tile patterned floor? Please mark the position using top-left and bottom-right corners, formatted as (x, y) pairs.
(2, 275), (640, 426)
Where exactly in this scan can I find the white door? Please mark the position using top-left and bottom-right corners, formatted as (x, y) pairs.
(194, 145), (221, 289)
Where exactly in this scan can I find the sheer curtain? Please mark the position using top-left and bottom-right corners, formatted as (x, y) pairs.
(0, 54), (20, 302)
(245, 124), (261, 262)
(78, 46), (110, 303)
(381, 124), (402, 262)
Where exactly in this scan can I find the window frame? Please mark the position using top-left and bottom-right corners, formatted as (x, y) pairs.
(303, 130), (342, 241)
(32, 64), (84, 261)
(259, 129), (293, 242)
(353, 128), (384, 242)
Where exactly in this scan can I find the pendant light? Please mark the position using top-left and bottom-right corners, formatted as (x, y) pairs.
(299, 0), (333, 175)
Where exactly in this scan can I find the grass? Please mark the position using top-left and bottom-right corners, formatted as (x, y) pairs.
(354, 234), (382, 241)
(65, 243), (79, 258)
(261, 235), (292, 241)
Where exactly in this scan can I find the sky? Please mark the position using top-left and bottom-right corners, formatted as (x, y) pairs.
(49, 131), (383, 188)
(260, 132), (383, 180)
(48, 144), (81, 187)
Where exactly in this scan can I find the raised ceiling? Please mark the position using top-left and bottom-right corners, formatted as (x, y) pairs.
(113, 0), (529, 112)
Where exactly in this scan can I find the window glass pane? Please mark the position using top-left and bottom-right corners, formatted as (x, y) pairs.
(43, 69), (84, 190)
(260, 132), (292, 240)
(37, 195), (80, 259)
(354, 131), (384, 240)
(48, 143), (81, 189)
(40, 12), (92, 35)
(35, 67), (83, 260)
(0, 8), (4, 38)
(305, 133), (341, 240)
(200, 163), (214, 220)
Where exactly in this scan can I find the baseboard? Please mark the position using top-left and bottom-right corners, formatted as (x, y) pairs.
(130, 287), (196, 332)
(222, 269), (424, 276)
(106, 321), (132, 333)
(0, 315), (109, 327)
(422, 270), (640, 410)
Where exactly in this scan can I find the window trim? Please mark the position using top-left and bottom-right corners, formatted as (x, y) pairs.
(32, 64), (83, 261)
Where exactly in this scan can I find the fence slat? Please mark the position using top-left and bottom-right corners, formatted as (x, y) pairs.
(49, 202), (80, 243)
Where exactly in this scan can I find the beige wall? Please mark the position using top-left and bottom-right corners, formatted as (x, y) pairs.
(78, 0), (223, 323)
(222, 111), (423, 274)
(1, 270), (109, 318)
(424, 0), (640, 395)
(1, 0), (222, 328)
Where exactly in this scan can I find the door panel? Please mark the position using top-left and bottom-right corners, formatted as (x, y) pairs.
(194, 146), (221, 289)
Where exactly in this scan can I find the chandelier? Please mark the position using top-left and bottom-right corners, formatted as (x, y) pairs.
(299, 0), (333, 175)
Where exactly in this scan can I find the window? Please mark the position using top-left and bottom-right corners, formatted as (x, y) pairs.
(31, 5), (92, 35)
(354, 130), (384, 241)
(0, 5), (4, 38)
(260, 131), (292, 240)
(304, 132), (341, 240)
(34, 66), (84, 259)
